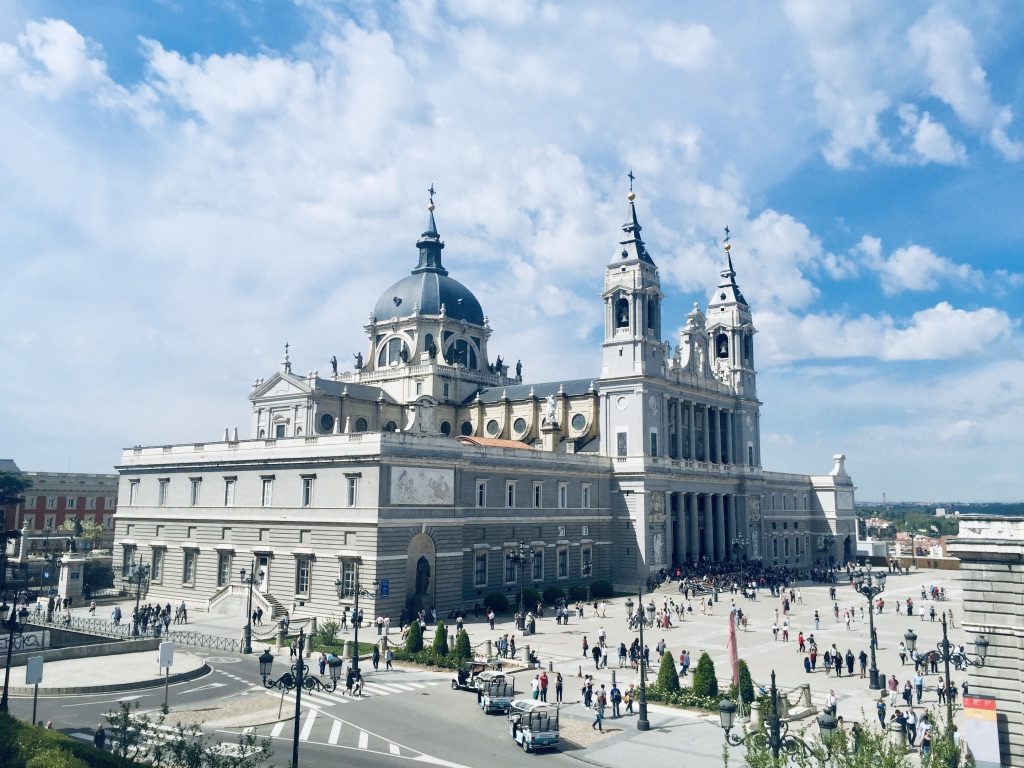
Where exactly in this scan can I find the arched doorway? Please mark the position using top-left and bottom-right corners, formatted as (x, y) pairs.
(406, 533), (436, 616)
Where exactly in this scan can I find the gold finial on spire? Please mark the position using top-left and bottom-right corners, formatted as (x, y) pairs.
(627, 169), (636, 201)
(724, 225), (731, 251)
(428, 183), (436, 212)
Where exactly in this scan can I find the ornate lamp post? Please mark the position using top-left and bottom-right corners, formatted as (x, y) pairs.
(904, 615), (987, 729)
(0, 599), (30, 712)
(625, 586), (657, 731)
(240, 560), (264, 654)
(731, 535), (749, 562)
(335, 573), (378, 672)
(259, 629), (342, 768)
(506, 541), (536, 617)
(126, 555), (151, 637)
(852, 568), (887, 688)
(720, 670), (836, 759)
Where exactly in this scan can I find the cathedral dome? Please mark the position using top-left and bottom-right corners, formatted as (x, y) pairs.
(373, 271), (484, 325)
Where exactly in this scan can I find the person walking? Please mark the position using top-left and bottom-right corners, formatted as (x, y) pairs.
(539, 671), (549, 702)
(385, 647), (394, 670)
(913, 672), (924, 704)
(906, 709), (918, 746)
(592, 686), (607, 731)
(371, 645), (380, 670)
(876, 698), (887, 728)
(318, 652), (327, 675)
(888, 674), (899, 706)
(93, 724), (106, 750)
(859, 649), (868, 678)
(845, 649), (855, 676)
(555, 672), (563, 703)
(625, 683), (635, 714)
(610, 683), (622, 717)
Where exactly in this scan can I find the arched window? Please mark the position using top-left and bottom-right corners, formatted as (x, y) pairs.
(354, 417), (368, 432)
(715, 333), (729, 358)
(440, 421), (452, 436)
(647, 297), (657, 330)
(615, 298), (630, 329)
(446, 339), (477, 370)
(383, 421), (397, 432)
(377, 337), (407, 367)
(460, 421), (474, 436)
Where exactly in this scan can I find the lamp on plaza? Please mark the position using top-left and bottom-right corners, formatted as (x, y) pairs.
(719, 670), (834, 760)
(240, 560), (264, 654)
(635, 585), (651, 731)
(506, 541), (536, 619)
(852, 568), (887, 689)
(905, 615), (987, 729)
(126, 555), (151, 637)
(335, 571), (378, 672)
(0, 600), (31, 712)
(259, 628), (341, 768)
(731, 535), (749, 562)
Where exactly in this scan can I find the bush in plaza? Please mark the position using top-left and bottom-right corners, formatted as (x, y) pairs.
(26, 747), (88, 768)
(405, 619), (424, 653)
(567, 585), (588, 602)
(691, 652), (719, 699)
(542, 585), (565, 604)
(519, 587), (542, 610)
(642, 686), (718, 712)
(483, 592), (509, 613)
(589, 580), (614, 599)
(654, 649), (681, 694)
(431, 621), (449, 656)
(317, 620), (340, 647)
(453, 628), (472, 661)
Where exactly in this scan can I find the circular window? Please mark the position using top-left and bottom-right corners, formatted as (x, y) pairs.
(513, 417), (527, 433)
(383, 421), (397, 432)
(486, 419), (500, 436)
(571, 413), (586, 431)
(440, 421), (452, 436)
(615, 396), (628, 410)
(460, 421), (474, 436)
(319, 413), (335, 433)
(354, 417), (368, 432)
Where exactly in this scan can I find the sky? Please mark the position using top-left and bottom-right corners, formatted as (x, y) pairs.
(0, 0), (1021, 503)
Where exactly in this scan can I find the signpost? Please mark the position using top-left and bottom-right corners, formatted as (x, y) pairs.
(159, 642), (175, 711)
(25, 656), (43, 725)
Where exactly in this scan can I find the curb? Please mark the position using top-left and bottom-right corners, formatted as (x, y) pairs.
(7, 663), (212, 696)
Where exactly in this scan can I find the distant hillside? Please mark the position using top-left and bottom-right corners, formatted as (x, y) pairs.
(855, 502), (1024, 537)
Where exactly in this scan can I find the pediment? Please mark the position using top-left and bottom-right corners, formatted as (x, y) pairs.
(249, 372), (312, 401)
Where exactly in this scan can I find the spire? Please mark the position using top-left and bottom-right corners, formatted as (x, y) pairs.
(617, 170), (654, 265)
(710, 226), (748, 307)
(413, 183), (448, 275)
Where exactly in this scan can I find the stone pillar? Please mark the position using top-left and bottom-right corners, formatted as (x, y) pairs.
(724, 410), (734, 465)
(58, 553), (85, 600)
(714, 494), (726, 561)
(701, 405), (710, 462)
(541, 423), (562, 452)
(702, 495), (714, 561)
(686, 401), (695, 460)
(687, 494), (699, 562)
(674, 493), (686, 564)
(674, 401), (683, 460)
(724, 495), (734, 561)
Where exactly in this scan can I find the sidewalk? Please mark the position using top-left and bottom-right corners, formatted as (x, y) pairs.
(5, 649), (208, 696)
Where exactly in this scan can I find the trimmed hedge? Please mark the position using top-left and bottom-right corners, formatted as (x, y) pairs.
(405, 620), (424, 652)
(692, 652), (719, 699)
(454, 628), (472, 660)
(483, 593), (509, 613)
(542, 586), (565, 604)
(590, 580), (614, 599)
(519, 588), (541, 610)
(644, 685), (720, 712)
(1, 713), (130, 768)
(567, 585), (587, 601)
(655, 649), (681, 694)
(727, 659), (754, 705)
(431, 621), (449, 655)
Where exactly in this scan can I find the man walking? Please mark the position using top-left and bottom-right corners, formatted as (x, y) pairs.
(592, 685), (607, 731)
(539, 671), (549, 702)
(610, 683), (622, 717)
(93, 724), (106, 750)
(913, 672), (924, 704)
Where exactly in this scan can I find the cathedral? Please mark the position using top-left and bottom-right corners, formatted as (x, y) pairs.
(111, 187), (856, 623)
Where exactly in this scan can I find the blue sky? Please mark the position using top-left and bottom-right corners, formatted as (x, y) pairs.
(1, 1), (1021, 502)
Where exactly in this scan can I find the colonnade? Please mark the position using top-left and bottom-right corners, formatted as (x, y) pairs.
(665, 399), (736, 464)
(665, 491), (747, 565)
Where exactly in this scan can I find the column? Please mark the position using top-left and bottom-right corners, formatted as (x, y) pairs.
(687, 401), (696, 460)
(701, 405), (710, 462)
(674, 401), (684, 460)
(687, 493), (699, 562)
(724, 410), (734, 465)
(673, 493), (686, 564)
(713, 494), (726, 561)
(724, 494), (734, 560)
(701, 494), (714, 561)
(665, 497), (674, 566)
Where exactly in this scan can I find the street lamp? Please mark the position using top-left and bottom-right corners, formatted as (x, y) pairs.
(626, 586), (656, 731)
(904, 615), (987, 729)
(506, 541), (536, 620)
(335, 573), (378, 672)
(0, 600), (31, 712)
(719, 670), (836, 759)
(852, 568), (887, 689)
(126, 555), (151, 637)
(240, 560), (264, 654)
(259, 628), (342, 768)
(731, 535), (749, 562)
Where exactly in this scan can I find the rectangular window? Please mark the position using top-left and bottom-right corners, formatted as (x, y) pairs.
(581, 546), (592, 577)
(24, 514), (35, 530)
(616, 431), (627, 457)
(121, 546), (134, 576)
(66, 496), (77, 510)
(345, 476), (358, 507)
(504, 551), (516, 583)
(158, 479), (169, 507)
(44, 514), (55, 530)
(784, 538), (790, 557)
(189, 478), (202, 507)
(86, 497), (96, 510)
(24, 496), (35, 509)
(183, 550), (197, 584)
(581, 484), (591, 509)
(261, 477), (274, 507)
(557, 548), (568, 578)
(302, 477), (314, 508)
(476, 480), (487, 508)
(582, 524), (590, 536)
(649, 430), (658, 457)
(772, 539), (779, 558)
(151, 549), (164, 582)
(505, 481), (516, 508)
(533, 482), (543, 508)
(128, 481), (139, 505)
(794, 521), (800, 530)
(532, 550), (543, 581)
(474, 553), (487, 587)
(46, 496), (57, 510)
(187, 526), (197, 539)
(217, 552), (231, 587)
(295, 558), (311, 595)
(795, 538), (801, 556)
(275, 423), (286, 438)
(558, 483), (568, 509)
(339, 561), (356, 597)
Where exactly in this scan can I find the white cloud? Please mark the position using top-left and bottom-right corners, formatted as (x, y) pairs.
(853, 236), (984, 294)
(15, 18), (107, 98)
(647, 23), (717, 71)
(897, 103), (966, 165)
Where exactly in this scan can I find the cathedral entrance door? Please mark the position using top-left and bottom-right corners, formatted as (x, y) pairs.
(258, 556), (270, 593)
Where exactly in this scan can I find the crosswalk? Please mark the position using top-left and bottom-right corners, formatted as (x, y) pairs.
(258, 676), (441, 710)
(262, 712), (409, 757)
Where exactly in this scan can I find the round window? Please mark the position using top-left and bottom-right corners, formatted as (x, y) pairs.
(513, 417), (527, 433)
(571, 413), (586, 431)
(319, 413), (335, 433)
(440, 421), (452, 436)
(460, 421), (474, 436)
(486, 419), (500, 436)
(354, 417), (368, 432)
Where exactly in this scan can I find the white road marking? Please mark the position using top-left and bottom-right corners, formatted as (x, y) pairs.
(358, 731), (369, 750)
(269, 722), (285, 739)
(390, 743), (401, 755)
(329, 720), (342, 744)
(299, 710), (317, 741)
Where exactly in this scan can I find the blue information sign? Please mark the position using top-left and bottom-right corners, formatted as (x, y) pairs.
(379, 579), (389, 597)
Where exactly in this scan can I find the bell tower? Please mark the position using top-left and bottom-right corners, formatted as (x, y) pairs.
(706, 227), (756, 398)
(601, 181), (667, 379)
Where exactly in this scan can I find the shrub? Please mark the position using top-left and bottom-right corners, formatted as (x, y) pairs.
(727, 659), (754, 706)
(542, 586), (565, 605)
(691, 652), (719, 699)
(431, 621), (449, 656)
(26, 748), (88, 768)
(453, 628), (472, 661)
(655, 649), (681, 694)
(643, 685), (719, 712)
(590, 580), (614, 598)
(518, 587), (541, 611)
(317, 621), (340, 647)
(483, 593), (509, 613)
(405, 620), (424, 653)
(567, 585), (587, 602)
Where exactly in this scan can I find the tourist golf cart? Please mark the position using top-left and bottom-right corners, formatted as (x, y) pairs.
(508, 699), (560, 752)
(479, 675), (516, 714)
(451, 661), (500, 691)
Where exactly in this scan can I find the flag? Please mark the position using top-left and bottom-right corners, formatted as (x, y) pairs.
(727, 613), (740, 688)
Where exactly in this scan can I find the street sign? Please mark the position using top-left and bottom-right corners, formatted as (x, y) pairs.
(159, 641), (175, 669)
(25, 656), (44, 685)
(379, 579), (390, 597)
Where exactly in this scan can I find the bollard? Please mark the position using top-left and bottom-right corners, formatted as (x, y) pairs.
(886, 719), (907, 750)
(343, 640), (353, 665)
(311, 617), (318, 635)
(523, 644), (531, 666)
(749, 701), (762, 729)
(485, 639), (493, 659)
(578, 665), (582, 678)
(611, 670), (616, 687)
(549, 660), (553, 672)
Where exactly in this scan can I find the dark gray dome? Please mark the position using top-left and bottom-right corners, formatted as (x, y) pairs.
(374, 271), (485, 325)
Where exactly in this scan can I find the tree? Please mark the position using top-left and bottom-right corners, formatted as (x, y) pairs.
(728, 659), (754, 706)
(58, 518), (105, 546)
(405, 620), (423, 653)
(431, 621), (449, 656)
(655, 649), (681, 694)
(317, 621), (340, 647)
(692, 652), (718, 699)
(25, 747), (88, 768)
(0, 471), (30, 506)
(453, 628), (472, 661)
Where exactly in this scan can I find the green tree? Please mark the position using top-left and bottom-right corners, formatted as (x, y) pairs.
(453, 628), (472, 661)
(728, 659), (754, 706)
(405, 620), (423, 653)
(59, 518), (105, 546)
(655, 649), (681, 694)
(25, 747), (88, 768)
(431, 621), (449, 656)
(730, 717), (915, 768)
(0, 471), (31, 505)
(692, 652), (718, 699)
(317, 621), (340, 647)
